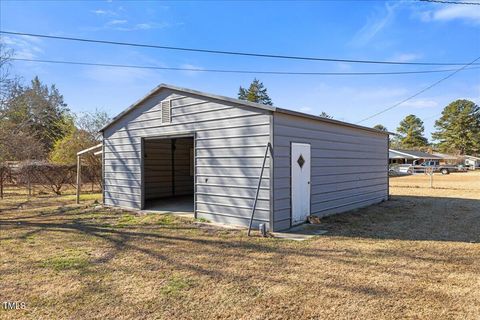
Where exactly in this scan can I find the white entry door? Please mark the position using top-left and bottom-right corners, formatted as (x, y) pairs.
(291, 143), (311, 225)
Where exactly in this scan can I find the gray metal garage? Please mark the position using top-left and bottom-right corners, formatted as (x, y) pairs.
(100, 84), (389, 231)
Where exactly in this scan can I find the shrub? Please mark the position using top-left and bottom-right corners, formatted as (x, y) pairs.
(16, 161), (76, 195)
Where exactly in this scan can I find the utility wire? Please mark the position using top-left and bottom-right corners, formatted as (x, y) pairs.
(2, 30), (480, 66)
(356, 56), (480, 124)
(419, 0), (480, 5)
(10, 57), (480, 76)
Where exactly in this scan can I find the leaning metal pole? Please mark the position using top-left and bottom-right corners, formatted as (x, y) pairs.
(248, 142), (272, 236)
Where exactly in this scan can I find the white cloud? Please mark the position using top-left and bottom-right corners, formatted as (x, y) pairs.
(390, 53), (423, 62)
(92, 9), (117, 16)
(2, 35), (43, 59)
(115, 22), (170, 31)
(179, 63), (204, 77)
(82, 52), (166, 83)
(136, 23), (152, 30)
(351, 2), (402, 46)
(85, 21), (170, 32)
(402, 98), (438, 109)
(107, 19), (128, 25)
(419, 5), (480, 24)
(336, 62), (353, 71)
(83, 66), (156, 84)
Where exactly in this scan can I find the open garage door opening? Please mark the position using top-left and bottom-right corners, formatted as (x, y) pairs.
(143, 136), (194, 214)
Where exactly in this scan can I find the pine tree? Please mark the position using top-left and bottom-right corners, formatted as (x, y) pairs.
(238, 78), (273, 105)
(396, 114), (428, 148)
(373, 124), (388, 132)
(432, 99), (480, 155)
(319, 112), (333, 119)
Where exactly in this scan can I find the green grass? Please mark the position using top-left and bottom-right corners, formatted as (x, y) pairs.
(63, 193), (102, 202)
(41, 249), (90, 271)
(115, 213), (182, 228)
(160, 275), (194, 296)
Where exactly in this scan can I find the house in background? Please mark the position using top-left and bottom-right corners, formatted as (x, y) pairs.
(463, 155), (480, 169)
(432, 152), (461, 165)
(100, 84), (389, 231)
(388, 149), (441, 165)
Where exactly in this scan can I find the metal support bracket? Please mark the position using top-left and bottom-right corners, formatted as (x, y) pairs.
(248, 142), (273, 236)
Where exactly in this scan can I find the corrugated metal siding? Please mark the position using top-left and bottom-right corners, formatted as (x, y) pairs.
(144, 139), (172, 200)
(103, 88), (272, 228)
(172, 138), (194, 196)
(273, 112), (388, 231)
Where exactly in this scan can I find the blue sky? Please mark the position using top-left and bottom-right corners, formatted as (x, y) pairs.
(1, 0), (479, 139)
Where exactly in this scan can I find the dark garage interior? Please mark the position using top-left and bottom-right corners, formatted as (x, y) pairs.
(143, 137), (194, 213)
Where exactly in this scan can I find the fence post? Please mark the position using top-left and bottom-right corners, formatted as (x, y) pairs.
(428, 167), (433, 188)
(0, 171), (3, 199)
(76, 155), (81, 204)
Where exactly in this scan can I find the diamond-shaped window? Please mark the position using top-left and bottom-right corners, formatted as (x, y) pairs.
(297, 154), (305, 168)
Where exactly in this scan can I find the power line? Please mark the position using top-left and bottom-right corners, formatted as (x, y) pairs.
(356, 55), (480, 124)
(2, 30), (480, 66)
(10, 57), (480, 76)
(419, 0), (480, 5)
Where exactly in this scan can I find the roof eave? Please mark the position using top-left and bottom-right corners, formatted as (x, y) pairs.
(275, 108), (391, 136)
(99, 83), (276, 132)
(100, 83), (390, 137)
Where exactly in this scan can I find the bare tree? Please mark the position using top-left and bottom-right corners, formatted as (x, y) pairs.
(17, 161), (76, 195)
(0, 41), (16, 110)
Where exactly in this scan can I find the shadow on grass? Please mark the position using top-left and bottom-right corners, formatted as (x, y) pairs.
(0, 194), (478, 298)
(320, 195), (480, 243)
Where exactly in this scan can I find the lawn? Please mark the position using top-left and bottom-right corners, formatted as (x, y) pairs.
(0, 173), (479, 319)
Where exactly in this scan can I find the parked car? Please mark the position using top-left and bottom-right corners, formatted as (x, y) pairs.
(413, 160), (461, 175)
(389, 164), (412, 175)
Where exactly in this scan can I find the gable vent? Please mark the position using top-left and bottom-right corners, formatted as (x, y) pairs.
(161, 100), (171, 123)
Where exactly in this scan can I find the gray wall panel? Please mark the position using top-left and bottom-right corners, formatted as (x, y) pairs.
(103, 88), (271, 228)
(272, 112), (388, 230)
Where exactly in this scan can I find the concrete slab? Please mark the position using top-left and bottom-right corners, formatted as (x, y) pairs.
(272, 224), (328, 241)
(142, 195), (194, 217)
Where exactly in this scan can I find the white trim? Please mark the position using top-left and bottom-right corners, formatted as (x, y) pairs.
(389, 149), (420, 159)
(77, 143), (102, 156)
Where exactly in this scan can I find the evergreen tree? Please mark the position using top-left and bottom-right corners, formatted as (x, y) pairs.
(396, 114), (428, 148)
(238, 78), (273, 105)
(373, 124), (388, 132)
(3, 76), (71, 154)
(319, 112), (333, 119)
(432, 99), (480, 155)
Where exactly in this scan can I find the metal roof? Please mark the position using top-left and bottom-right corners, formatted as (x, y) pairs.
(389, 150), (415, 159)
(100, 83), (389, 136)
(432, 152), (459, 160)
(389, 149), (441, 159)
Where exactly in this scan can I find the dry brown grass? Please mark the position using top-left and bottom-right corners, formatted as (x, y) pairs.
(1, 173), (479, 319)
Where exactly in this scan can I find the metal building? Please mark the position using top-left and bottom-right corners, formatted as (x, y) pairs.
(100, 84), (389, 231)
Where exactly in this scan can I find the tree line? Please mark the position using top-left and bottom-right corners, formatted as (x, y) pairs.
(0, 44), (109, 196)
(373, 99), (480, 155)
